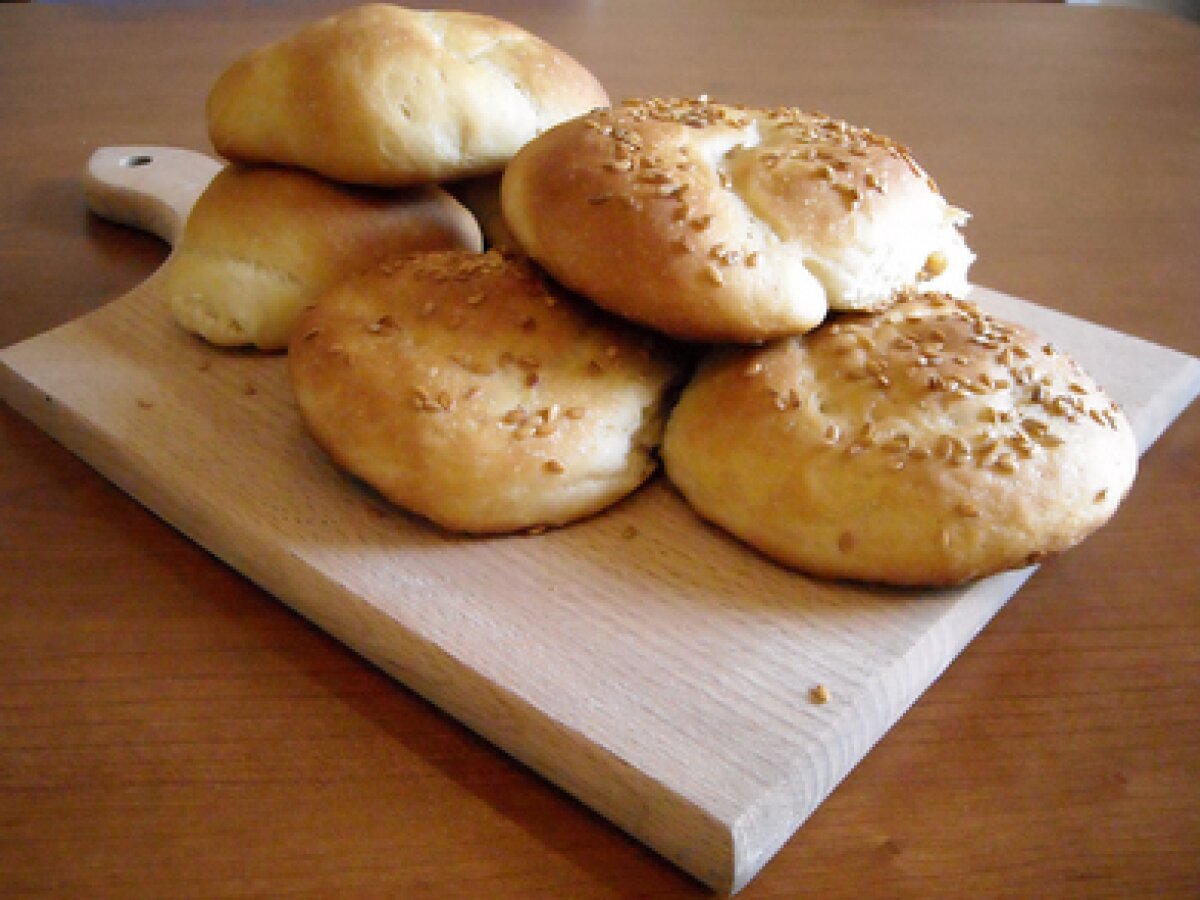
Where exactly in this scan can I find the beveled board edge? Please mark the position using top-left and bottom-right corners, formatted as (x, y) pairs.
(0, 279), (736, 889)
(2, 280), (1198, 894)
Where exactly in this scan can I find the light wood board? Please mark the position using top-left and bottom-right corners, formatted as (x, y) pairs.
(2, 149), (1198, 894)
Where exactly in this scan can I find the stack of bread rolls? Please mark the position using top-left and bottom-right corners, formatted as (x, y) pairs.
(177, 3), (1136, 586)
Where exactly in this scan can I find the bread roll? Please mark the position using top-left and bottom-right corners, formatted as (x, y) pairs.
(207, 3), (610, 186)
(662, 292), (1137, 585)
(502, 97), (974, 342)
(447, 174), (519, 250)
(162, 163), (481, 350)
(288, 250), (685, 533)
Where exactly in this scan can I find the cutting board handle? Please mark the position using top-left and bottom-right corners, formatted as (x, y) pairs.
(83, 146), (223, 247)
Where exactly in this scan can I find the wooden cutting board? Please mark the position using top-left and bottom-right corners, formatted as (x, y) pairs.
(4, 147), (1199, 894)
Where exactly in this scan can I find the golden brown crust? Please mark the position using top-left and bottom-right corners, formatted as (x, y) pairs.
(502, 97), (974, 342)
(662, 292), (1137, 585)
(207, 4), (610, 186)
(288, 250), (685, 533)
(162, 163), (482, 350)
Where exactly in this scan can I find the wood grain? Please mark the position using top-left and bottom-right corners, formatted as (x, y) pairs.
(2, 2), (1199, 897)
(2, 147), (1196, 890)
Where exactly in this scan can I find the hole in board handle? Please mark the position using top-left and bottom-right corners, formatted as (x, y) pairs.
(121, 154), (154, 168)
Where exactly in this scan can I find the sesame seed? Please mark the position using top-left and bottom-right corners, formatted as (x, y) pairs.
(638, 169), (672, 185)
(833, 183), (861, 209)
(1046, 397), (1071, 417)
(921, 250), (949, 279)
(993, 455), (1017, 474)
(1007, 434), (1034, 458)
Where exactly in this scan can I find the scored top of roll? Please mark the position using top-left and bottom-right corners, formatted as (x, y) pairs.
(207, 3), (610, 186)
(502, 96), (974, 343)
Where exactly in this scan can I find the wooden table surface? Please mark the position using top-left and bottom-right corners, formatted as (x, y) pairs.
(2, 2), (1197, 897)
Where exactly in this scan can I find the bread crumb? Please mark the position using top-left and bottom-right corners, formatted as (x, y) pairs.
(809, 684), (831, 705)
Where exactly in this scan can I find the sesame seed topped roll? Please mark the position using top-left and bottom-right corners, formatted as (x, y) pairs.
(501, 97), (974, 343)
(288, 250), (686, 534)
(661, 292), (1137, 586)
